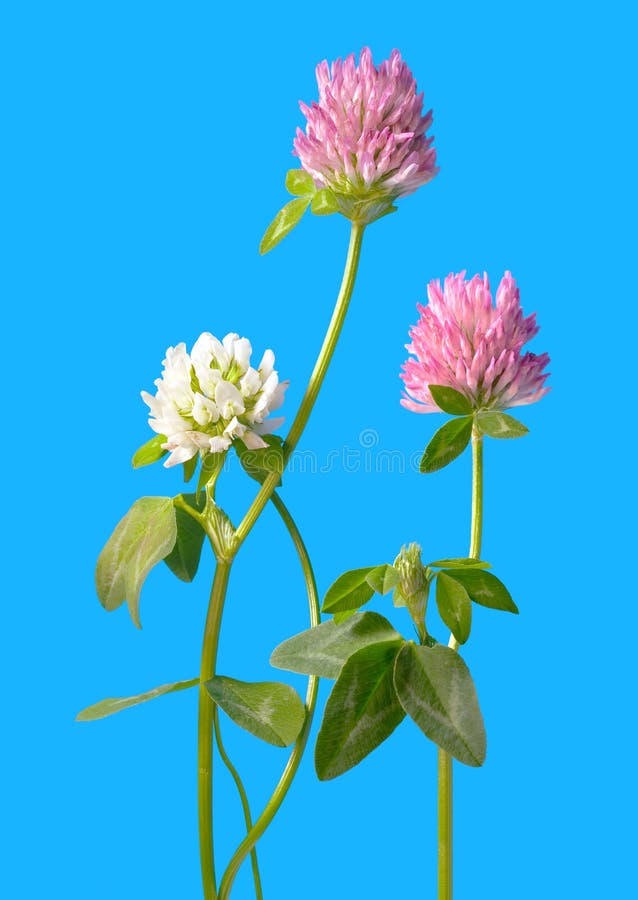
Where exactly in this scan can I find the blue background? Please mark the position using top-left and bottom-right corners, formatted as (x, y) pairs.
(2, 1), (636, 897)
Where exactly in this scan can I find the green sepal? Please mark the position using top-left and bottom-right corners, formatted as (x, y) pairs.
(476, 411), (529, 439)
(203, 676), (305, 748)
(132, 434), (167, 469)
(366, 564), (400, 595)
(270, 611), (402, 680)
(259, 197), (310, 255)
(315, 640), (406, 780)
(441, 568), (518, 613)
(393, 642), (486, 766)
(420, 416), (473, 473)
(235, 434), (284, 485)
(164, 494), (205, 582)
(435, 572), (472, 644)
(429, 557), (491, 570)
(285, 168), (315, 197)
(322, 567), (377, 615)
(95, 497), (177, 628)
(428, 385), (473, 416)
(76, 678), (199, 721)
(183, 454), (198, 483)
(311, 188), (339, 215)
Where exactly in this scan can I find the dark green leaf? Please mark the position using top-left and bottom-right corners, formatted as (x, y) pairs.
(183, 454), (198, 483)
(204, 676), (305, 748)
(259, 198), (310, 254)
(76, 678), (198, 722)
(197, 451), (225, 494)
(420, 416), (473, 473)
(164, 495), (205, 582)
(441, 568), (518, 613)
(322, 567), (376, 614)
(236, 435), (284, 485)
(476, 411), (529, 439)
(132, 434), (167, 469)
(428, 385), (473, 416)
(394, 642), (486, 766)
(315, 640), (405, 780)
(366, 564), (400, 595)
(311, 188), (339, 215)
(435, 572), (472, 644)
(429, 558), (491, 569)
(285, 168), (315, 196)
(270, 612), (402, 680)
(95, 497), (177, 628)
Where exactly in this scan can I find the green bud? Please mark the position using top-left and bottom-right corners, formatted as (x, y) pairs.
(393, 543), (429, 640)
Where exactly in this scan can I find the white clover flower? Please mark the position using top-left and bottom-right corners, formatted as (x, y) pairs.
(141, 332), (288, 467)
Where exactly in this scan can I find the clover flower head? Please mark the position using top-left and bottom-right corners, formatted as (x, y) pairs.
(293, 47), (438, 224)
(141, 333), (287, 467)
(401, 272), (550, 414)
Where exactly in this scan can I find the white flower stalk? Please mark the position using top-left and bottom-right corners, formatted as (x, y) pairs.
(142, 332), (288, 467)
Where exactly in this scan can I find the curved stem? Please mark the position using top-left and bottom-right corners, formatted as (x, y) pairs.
(199, 558), (232, 900)
(218, 490), (320, 900)
(234, 222), (365, 547)
(213, 708), (263, 900)
(439, 425), (484, 900)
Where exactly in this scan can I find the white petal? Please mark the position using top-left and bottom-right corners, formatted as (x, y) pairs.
(239, 367), (262, 397)
(208, 435), (232, 453)
(232, 337), (253, 373)
(215, 380), (245, 418)
(258, 348), (275, 379)
(241, 430), (269, 449)
(163, 444), (197, 467)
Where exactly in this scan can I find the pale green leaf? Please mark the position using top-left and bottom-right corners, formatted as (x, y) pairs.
(76, 678), (198, 721)
(270, 612), (402, 680)
(132, 434), (167, 468)
(366, 564), (400, 595)
(435, 572), (472, 644)
(204, 676), (305, 748)
(428, 385), (473, 416)
(95, 497), (177, 628)
(441, 568), (518, 613)
(476, 411), (529, 439)
(285, 168), (315, 196)
(259, 198), (310, 254)
(311, 188), (339, 215)
(322, 567), (376, 614)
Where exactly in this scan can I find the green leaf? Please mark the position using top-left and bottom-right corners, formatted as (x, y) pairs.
(476, 411), (529, 439)
(322, 567), (377, 615)
(333, 609), (359, 624)
(95, 497), (177, 628)
(76, 678), (198, 722)
(428, 385), (473, 416)
(183, 454), (198, 483)
(132, 434), (167, 469)
(204, 676), (305, 748)
(285, 168), (315, 197)
(311, 188), (339, 215)
(315, 640), (406, 780)
(394, 643), (486, 766)
(435, 572), (472, 644)
(420, 416), (473, 473)
(270, 611), (402, 680)
(236, 435), (284, 485)
(429, 558), (491, 569)
(441, 568), (518, 613)
(197, 451), (225, 494)
(366, 564), (400, 595)
(259, 198), (310, 254)
(163, 495), (205, 582)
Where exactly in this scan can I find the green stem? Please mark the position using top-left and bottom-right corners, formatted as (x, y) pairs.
(439, 426), (484, 900)
(234, 222), (365, 547)
(218, 490), (320, 900)
(213, 708), (263, 900)
(199, 559), (232, 900)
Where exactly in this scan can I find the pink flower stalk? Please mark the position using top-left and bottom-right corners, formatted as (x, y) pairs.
(401, 272), (550, 413)
(293, 47), (438, 224)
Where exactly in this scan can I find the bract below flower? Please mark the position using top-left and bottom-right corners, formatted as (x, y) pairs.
(293, 47), (438, 224)
(401, 272), (550, 413)
(142, 333), (287, 467)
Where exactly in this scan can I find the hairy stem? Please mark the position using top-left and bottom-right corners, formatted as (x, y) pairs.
(234, 222), (365, 547)
(439, 426), (484, 900)
(199, 559), (232, 900)
(213, 708), (263, 900)
(218, 491), (320, 900)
